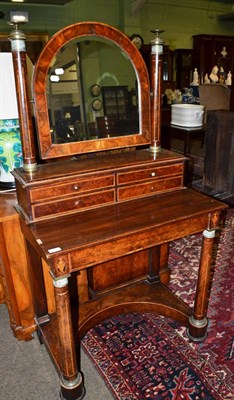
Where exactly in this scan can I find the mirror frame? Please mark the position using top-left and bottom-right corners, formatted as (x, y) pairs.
(33, 22), (151, 159)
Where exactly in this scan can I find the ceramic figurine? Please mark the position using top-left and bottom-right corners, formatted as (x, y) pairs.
(220, 46), (227, 57)
(225, 71), (232, 86)
(164, 88), (174, 104)
(190, 68), (199, 86)
(209, 65), (219, 83)
(219, 66), (225, 84)
(204, 73), (210, 84)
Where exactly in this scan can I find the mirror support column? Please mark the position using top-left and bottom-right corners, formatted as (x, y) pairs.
(149, 29), (164, 154)
(9, 24), (38, 172)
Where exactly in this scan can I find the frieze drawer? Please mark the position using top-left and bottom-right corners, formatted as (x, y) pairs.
(117, 176), (183, 201)
(32, 189), (115, 220)
(117, 163), (183, 185)
(30, 174), (115, 203)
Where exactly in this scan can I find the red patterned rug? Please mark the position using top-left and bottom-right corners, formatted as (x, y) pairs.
(82, 208), (234, 399)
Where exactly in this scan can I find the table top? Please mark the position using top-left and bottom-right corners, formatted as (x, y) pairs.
(24, 188), (227, 261)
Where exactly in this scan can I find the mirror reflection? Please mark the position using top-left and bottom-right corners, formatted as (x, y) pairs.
(47, 37), (139, 144)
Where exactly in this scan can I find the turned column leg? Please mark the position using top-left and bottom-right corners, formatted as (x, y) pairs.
(187, 229), (216, 342)
(53, 277), (85, 400)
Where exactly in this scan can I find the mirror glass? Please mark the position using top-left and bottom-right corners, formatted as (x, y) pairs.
(33, 22), (151, 159)
(47, 37), (139, 144)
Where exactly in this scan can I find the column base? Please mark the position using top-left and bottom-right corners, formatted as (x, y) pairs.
(149, 144), (161, 153)
(187, 315), (208, 342)
(186, 328), (207, 343)
(60, 374), (85, 400)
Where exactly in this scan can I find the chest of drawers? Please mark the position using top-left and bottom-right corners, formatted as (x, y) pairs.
(13, 149), (186, 223)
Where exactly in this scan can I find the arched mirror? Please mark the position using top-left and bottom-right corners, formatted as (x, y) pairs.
(33, 22), (151, 159)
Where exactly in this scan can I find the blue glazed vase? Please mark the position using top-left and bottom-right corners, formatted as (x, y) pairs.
(0, 119), (23, 189)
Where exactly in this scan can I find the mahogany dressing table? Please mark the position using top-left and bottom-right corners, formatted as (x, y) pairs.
(9, 22), (227, 400)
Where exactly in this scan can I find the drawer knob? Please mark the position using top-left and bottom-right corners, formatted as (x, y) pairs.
(151, 172), (156, 177)
(74, 185), (79, 190)
(74, 200), (80, 206)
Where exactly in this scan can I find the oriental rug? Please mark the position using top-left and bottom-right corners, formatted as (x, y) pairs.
(82, 208), (234, 400)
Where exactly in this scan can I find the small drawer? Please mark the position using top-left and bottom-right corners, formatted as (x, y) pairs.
(117, 163), (183, 185)
(30, 174), (115, 203)
(117, 177), (183, 201)
(32, 189), (115, 219)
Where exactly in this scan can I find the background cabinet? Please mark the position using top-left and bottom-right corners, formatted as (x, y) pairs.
(0, 193), (35, 340)
(140, 44), (176, 93)
(193, 34), (234, 84)
(0, 33), (47, 64)
(203, 110), (234, 196)
(102, 86), (129, 120)
(175, 49), (193, 90)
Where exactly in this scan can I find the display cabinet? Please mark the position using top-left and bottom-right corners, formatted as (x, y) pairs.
(174, 49), (194, 90)
(102, 85), (129, 120)
(193, 34), (234, 84)
(140, 44), (176, 93)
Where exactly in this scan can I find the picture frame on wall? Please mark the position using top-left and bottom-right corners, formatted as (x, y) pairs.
(90, 84), (101, 97)
(92, 98), (103, 111)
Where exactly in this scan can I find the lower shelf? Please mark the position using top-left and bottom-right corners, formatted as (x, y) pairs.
(38, 280), (192, 375)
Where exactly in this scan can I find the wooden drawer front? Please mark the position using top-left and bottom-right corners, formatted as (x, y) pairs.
(30, 174), (115, 203)
(117, 163), (183, 185)
(117, 177), (182, 201)
(32, 189), (115, 219)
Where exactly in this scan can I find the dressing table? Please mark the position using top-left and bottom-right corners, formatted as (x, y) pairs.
(9, 21), (227, 400)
